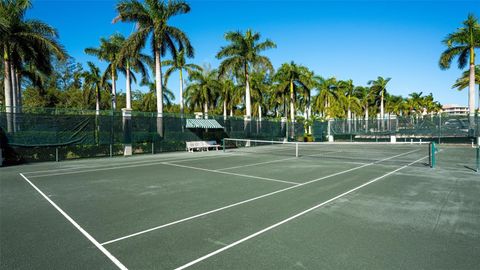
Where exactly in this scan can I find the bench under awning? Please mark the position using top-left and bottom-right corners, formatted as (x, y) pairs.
(186, 119), (224, 129)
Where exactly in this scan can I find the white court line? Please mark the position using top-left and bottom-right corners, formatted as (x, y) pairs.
(174, 155), (428, 270)
(100, 149), (419, 246)
(19, 173), (127, 270)
(26, 153), (237, 178)
(217, 157), (297, 171)
(162, 162), (299, 185)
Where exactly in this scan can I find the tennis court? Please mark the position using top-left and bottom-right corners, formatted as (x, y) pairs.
(1, 141), (479, 269)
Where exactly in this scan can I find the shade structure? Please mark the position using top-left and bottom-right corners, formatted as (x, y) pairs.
(186, 119), (224, 129)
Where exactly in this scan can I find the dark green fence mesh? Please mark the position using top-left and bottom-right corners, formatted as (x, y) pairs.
(0, 110), (305, 164)
(1, 108), (477, 165)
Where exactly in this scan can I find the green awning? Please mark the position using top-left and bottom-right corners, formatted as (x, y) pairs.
(186, 119), (224, 129)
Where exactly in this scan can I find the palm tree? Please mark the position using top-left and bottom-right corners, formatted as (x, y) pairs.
(338, 79), (360, 132)
(453, 65), (480, 110)
(439, 13), (480, 115)
(81, 62), (104, 115)
(353, 86), (374, 131)
(367, 76), (391, 120)
(140, 79), (175, 111)
(249, 70), (271, 121)
(406, 92), (424, 116)
(452, 65), (480, 90)
(218, 76), (236, 119)
(163, 49), (201, 115)
(216, 29), (276, 119)
(185, 69), (220, 118)
(273, 62), (311, 122)
(85, 34), (125, 110)
(1, 0), (66, 131)
(313, 76), (340, 119)
(117, 38), (152, 110)
(114, 0), (194, 118)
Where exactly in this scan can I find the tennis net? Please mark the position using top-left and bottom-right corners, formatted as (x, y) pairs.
(222, 138), (435, 167)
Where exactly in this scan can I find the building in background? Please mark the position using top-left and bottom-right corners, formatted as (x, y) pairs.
(441, 104), (469, 115)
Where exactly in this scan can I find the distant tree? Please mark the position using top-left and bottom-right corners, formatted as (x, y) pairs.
(216, 29), (276, 119)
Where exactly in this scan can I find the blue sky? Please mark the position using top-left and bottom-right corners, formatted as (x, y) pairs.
(30, 0), (478, 106)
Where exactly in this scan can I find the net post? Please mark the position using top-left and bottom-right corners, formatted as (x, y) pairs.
(295, 142), (299, 157)
(110, 144), (113, 158)
(55, 147), (59, 162)
(222, 139), (225, 152)
(430, 142), (436, 168)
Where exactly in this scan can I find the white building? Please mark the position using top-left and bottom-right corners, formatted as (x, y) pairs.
(442, 104), (468, 115)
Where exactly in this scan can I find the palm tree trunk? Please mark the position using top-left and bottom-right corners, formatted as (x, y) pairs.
(245, 68), (251, 119)
(3, 55), (13, 133)
(10, 64), (17, 132)
(230, 109), (233, 117)
(290, 81), (295, 122)
(179, 69), (184, 115)
(125, 62), (132, 110)
(155, 48), (163, 116)
(154, 48), (164, 135)
(111, 67), (117, 110)
(10, 64), (16, 113)
(258, 105), (262, 121)
(204, 101), (208, 119)
(223, 100), (227, 120)
(468, 62), (475, 116)
(365, 105), (369, 131)
(95, 86), (100, 116)
(15, 70), (21, 113)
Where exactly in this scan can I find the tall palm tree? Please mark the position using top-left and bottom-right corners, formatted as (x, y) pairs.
(85, 34), (125, 110)
(163, 49), (201, 115)
(353, 86), (374, 131)
(218, 76), (236, 119)
(367, 76), (391, 120)
(338, 79), (360, 132)
(1, 0), (66, 131)
(114, 0), (194, 118)
(117, 37), (152, 110)
(216, 29), (276, 119)
(249, 70), (271, 121)
(406, 92), (424, 115)
(81, 62), (104, 114)
(185, 69), (220, 118)
(440, 13), (480, 115)
(313, 76), (340, 119)
(273, 62), (310, 122)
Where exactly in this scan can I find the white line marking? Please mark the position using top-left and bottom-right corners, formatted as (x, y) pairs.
(217, 157), (297, 171)
(27, 154), (236, 178)
(19, 173), (128, 270)
(101, 149), (420, 246)
(173, 155), (428, 270)
(162, 162), (299, 185)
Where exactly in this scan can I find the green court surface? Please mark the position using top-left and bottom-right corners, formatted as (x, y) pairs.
(1, 144), (479, 269)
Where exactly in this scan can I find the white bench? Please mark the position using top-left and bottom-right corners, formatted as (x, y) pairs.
(186, 141), (220, 152)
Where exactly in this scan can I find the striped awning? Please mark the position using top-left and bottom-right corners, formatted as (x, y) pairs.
(186, 119), (224, 129)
